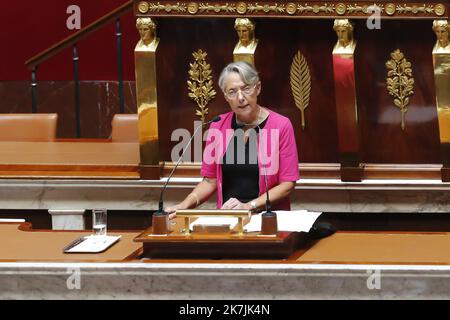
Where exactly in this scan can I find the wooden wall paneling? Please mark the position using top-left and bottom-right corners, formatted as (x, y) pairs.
(155, 18), (236, 163)
(155, 18), (340, 165)
(356, 20), (441, 165)
(256, 19), (339, 164)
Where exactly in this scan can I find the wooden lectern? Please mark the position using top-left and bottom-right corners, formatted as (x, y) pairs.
(134, 209), (308, 259)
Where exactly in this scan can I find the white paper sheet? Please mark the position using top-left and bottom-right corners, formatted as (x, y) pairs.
(66, 235), (121, 253)
(244, 210), (322, 233)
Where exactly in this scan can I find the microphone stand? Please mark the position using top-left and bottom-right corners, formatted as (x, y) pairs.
(239, 120), (277, 235)
(152, 116), (221, 235)
(255, 124), (277, 235)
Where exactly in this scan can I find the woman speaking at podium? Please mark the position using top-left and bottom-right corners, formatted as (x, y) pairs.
(166, 61), (299, 218)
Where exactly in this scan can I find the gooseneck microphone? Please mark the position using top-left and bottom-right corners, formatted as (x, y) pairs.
(236, 121), (274, 216)
(155, 115), (221, 215)
(255, 123), (275, 217)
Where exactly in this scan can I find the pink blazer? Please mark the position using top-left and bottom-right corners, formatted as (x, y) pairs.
(201, 109), (300, 210)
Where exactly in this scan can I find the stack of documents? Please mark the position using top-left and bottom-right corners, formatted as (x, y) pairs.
(64, 235), (121, 253)
(187, 210), (322, 233)
(244, 210), (322, 233)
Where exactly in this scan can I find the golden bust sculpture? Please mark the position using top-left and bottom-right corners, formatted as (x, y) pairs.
(136, 18), (158, 50)
(234, 18), (257, 50)
(333, 19), (356, 52)
(433, 20), (450, 52)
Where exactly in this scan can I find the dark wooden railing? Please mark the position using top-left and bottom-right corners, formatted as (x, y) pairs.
(25, 0), (134, 137)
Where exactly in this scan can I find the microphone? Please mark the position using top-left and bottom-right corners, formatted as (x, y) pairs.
(251, 121), (277, 235)
(255, 124), (275, 217)
(156, 115), (221, 216)
(235, 121), (274, 217)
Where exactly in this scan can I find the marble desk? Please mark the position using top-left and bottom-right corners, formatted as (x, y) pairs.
(2, 222), (450, 299)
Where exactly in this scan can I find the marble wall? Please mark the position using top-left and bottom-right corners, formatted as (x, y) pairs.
(1, 262), (450, 300)
(1, 178), (450, 213)
(0, 81), (137, 138)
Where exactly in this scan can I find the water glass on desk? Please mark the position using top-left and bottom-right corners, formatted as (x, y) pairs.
(92, 208), (107, 237)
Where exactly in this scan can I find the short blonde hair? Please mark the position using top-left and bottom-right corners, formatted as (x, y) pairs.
(218, 61), (259, 92)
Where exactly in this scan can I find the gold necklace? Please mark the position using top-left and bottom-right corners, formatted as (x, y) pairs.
(236, 107), (263, 127)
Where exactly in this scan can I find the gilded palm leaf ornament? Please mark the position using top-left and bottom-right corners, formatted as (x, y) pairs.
(290, 51), (312, 130)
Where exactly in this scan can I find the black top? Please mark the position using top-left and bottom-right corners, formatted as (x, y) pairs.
(221, 113), (269, 204)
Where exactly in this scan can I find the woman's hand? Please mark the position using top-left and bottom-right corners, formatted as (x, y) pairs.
(221, 198), (252, 210)
(165, 204), (183, 220)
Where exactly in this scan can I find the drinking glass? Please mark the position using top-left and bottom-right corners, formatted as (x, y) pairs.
(92, 208), (107, 237)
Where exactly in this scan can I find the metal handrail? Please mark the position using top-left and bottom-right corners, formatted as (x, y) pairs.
(25, 0), (133, 70)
